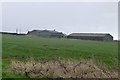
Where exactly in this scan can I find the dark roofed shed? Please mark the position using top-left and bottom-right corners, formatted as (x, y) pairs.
(67, 33), (113, 41)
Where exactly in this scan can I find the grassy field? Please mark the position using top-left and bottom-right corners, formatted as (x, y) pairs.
(2, 34), (118, 78)
(0, 34), (2, 79)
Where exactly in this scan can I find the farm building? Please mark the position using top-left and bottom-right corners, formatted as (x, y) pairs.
(27, 30), (65, 38)
(67, 33), (113, 41)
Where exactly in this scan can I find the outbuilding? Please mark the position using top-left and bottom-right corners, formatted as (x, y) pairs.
(27, 30), (65, 38)
(67, 33), (113, 41)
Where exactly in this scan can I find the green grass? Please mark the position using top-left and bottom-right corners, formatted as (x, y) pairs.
(0, 34), (2, 79)
(2, 34), (118, 78)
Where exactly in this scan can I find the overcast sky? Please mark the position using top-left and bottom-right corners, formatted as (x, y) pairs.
(2, 2), (118, 40)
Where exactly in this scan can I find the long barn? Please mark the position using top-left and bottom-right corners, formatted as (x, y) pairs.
(67, 33), (113, 41)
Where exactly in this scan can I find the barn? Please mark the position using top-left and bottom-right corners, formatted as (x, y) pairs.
(27, 30), (65, 38)
(67, 33), (113, 41)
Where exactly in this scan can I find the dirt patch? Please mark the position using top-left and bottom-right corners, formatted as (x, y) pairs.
(10, 59), (118, 78)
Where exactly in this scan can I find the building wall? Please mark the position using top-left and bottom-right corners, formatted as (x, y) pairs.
(39, 31), (51, 37)
(67, 36), (105, 41)
(51, 33), (64, 38)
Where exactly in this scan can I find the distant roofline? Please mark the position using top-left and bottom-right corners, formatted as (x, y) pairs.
(29, 29), (62, 33)
(69, 33), (111, 34)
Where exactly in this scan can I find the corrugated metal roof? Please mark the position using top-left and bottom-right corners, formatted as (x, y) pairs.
(68, 33), (110, 37)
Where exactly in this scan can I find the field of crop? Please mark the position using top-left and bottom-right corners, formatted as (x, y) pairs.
(2, 34), (118, 78)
